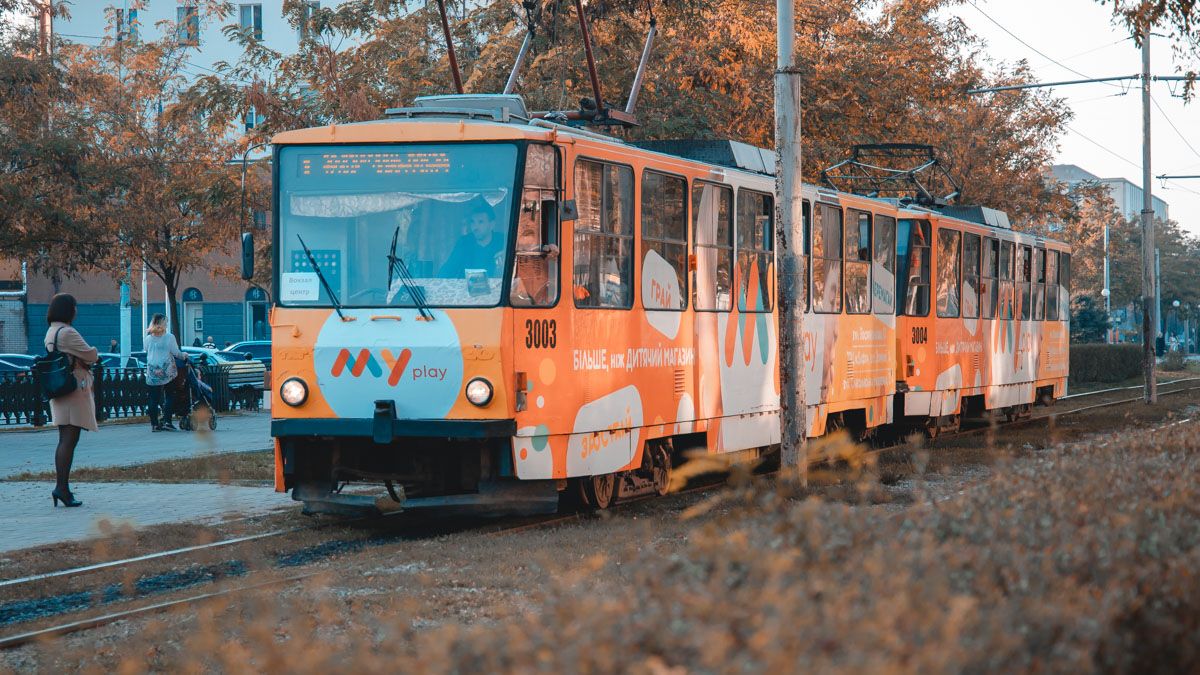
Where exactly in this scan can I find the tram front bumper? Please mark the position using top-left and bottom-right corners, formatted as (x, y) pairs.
(271, 417), (517, 440)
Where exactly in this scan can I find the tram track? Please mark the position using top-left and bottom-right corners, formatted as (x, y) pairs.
(3, 378), (1198, 651)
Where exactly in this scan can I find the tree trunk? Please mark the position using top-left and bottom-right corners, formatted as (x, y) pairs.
(165, 277), (181, 343)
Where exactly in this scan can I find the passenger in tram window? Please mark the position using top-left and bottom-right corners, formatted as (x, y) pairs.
(511, 194), (560, 307)
(439, 202), (504, 278)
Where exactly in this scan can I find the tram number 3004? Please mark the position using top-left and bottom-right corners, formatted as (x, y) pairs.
(525, 319), (557, 349)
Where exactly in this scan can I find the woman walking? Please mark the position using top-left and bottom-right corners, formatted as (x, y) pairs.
(44, 293), (98, 508)
(145, 314), (185, 432)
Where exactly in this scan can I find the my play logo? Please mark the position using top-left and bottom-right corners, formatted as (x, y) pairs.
(330, 348), (448, 385)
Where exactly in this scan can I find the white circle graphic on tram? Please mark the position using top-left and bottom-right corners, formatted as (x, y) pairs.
(313, 308), (465, 419)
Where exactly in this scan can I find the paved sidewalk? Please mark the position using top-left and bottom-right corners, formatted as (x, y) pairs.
(0, 481), (288, 554)
(0, 413), (272, 479)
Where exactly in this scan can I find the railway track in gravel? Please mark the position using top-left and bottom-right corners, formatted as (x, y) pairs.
(4, 376), (1199, 650)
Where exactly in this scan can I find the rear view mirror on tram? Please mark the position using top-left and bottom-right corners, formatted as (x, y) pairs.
(241, 232), (254, 280)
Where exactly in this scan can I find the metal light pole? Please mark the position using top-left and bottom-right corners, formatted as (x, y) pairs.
(1139, 25), (1157, 403)
(775, 0), (806, 480)
(1103, 221), (1111, 343)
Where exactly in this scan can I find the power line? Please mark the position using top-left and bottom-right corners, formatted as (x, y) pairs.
(964, 0), (1123, 89)
(1150, 94), (1200, 162)
(1066, 124), (1141, 170)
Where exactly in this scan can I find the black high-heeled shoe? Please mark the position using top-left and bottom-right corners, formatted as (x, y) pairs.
(51, 488), (82, 507)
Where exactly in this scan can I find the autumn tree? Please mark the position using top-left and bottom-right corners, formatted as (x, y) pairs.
(59, 4), (243, 337)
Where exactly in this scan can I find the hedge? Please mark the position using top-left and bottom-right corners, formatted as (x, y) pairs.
(1070, 343), (1143, 385)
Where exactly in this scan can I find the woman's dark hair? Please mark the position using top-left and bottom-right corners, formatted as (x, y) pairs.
(46, 293), (78, 325)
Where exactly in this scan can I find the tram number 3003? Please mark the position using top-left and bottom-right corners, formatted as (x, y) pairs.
(525, 319), (557, 349)
(911, 326), (928, 344)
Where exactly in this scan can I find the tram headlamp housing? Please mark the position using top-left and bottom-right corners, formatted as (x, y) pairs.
(465, 377), (494, 407)
(280, 378), (309, 407)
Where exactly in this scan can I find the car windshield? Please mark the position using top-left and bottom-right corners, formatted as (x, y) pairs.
(278, 142), (520, 308)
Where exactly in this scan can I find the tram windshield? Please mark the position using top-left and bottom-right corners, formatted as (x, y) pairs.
(277, 143), (519, 308)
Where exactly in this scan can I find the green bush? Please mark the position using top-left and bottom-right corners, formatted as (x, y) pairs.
(1070, 343), (1143, 385)
(1164, 350), (1187, 371)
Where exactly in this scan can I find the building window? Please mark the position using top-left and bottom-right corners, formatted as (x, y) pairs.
(962, 232), (981, 319)
(115, 8), (139, 42)
(936, 228), (961, 319)
(300, 1), (319, 39)
(239, 3), (263, 40)
(981, 237), (998, 319)
(872, 214), (896, 314)
(1032, 247), (1046, 321)
(692, 182), (733, 311)
(736, 190), (774, 313)
(641, 171), (687, 310)
(176, 5), (200, 46)
(999, 240), (1014, 320)
(243, 107), (262, 131)
(252, 210), (268, 229)
(844, 209), (871, 314)
(573, 159), (634, 309)
(898, 219), (931, 317)
(1017, 244), (1032, 321)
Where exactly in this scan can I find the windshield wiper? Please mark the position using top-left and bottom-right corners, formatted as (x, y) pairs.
(296, 234), (348, 321)
(387, 225), (434, 320)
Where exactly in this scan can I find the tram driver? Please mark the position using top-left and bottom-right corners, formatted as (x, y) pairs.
(439, 202), (505, 279)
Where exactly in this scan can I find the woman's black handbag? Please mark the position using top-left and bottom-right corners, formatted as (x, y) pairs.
(35, 326), (77, 401)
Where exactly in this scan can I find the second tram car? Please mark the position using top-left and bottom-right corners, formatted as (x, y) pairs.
(256, 95), (1069, 512)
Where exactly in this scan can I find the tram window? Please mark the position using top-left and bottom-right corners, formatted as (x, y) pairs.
(935, 228), (961, 319)
(897, 219), (930, 316)
(844, 210), (871, 314)
(1032, 247), (1046, 321)
(873, 214), (896, 315)
(981, 237), (998, 319)
(736, 189), (774, 313)
(692, 181), (734, 311)
(999, 241), (1014, 320)
(641, 171), (688, 310)
(1046, 250), (1059, 321)
(1059, 253), (1071, 321)
(962, 233), (980, 319)
(812, 204), (842, 314)
(511, 144), (560, 307)
(573, 160), (634, 309)
(802, 200), (811, 311)
(1017, 245), (1032, 321)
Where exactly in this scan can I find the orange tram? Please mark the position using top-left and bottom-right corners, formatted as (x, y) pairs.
(253, 95), (1070, 514)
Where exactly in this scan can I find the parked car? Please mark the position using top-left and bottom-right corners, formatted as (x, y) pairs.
(181, 346), (267, 391)
(98, 353), (146, 369)
(0, 354), (34, 373)
(225, 340), (272, 370)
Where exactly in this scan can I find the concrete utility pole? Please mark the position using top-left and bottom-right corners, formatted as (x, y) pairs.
(775, 0), (807, 481)
(1140, 25), (1157, 403)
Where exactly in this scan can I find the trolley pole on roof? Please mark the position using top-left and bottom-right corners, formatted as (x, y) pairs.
(1139, 25), (1157, 403)
(775, 0), (807, 481)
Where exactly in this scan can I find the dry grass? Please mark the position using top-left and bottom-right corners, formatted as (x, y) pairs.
(4, 450), (274, 484)
(8, 413), (1196, 672)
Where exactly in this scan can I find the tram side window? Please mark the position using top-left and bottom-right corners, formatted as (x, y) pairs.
(573, 160), (634, 308)
(897, 219), (931, 316)
(1032, 247), (1046, 321)
(1046, 250), (1059, 321)
(812, 204), (843, 314)
(999, 241), (1014, 320)
(962, 233), (980, 319)
(873, 214), (896, 315)
(936, 228), (961, 318)
(692, 181), (734, 311)
(981, 237), (998, 319)
(1059, 253), (1071, 321)
(1017, 245), (1032, 321)
(802, 200), (811, 311)
(736, 189), (774, 312)
(511, 143), (560, 307)
(641, 171), (688, 310)
(844, 210), (871, 314)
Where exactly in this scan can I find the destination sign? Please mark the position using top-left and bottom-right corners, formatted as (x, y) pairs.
(299, 152), (451, 177)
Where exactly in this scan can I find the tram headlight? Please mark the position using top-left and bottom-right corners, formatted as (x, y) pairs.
(279, 378), (308, 407)
(465, 377), (494, 407)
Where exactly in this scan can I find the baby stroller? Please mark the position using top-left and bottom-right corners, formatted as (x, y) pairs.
(175, 356), (217, 431)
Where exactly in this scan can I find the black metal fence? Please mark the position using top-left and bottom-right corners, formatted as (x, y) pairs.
(0, 364), (262, 427)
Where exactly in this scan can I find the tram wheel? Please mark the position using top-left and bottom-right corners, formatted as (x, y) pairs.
(651, 444), (672, 496)
(583, 473), (618, 509)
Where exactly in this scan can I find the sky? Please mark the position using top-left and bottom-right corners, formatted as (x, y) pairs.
(945, 0), (1200, 235)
